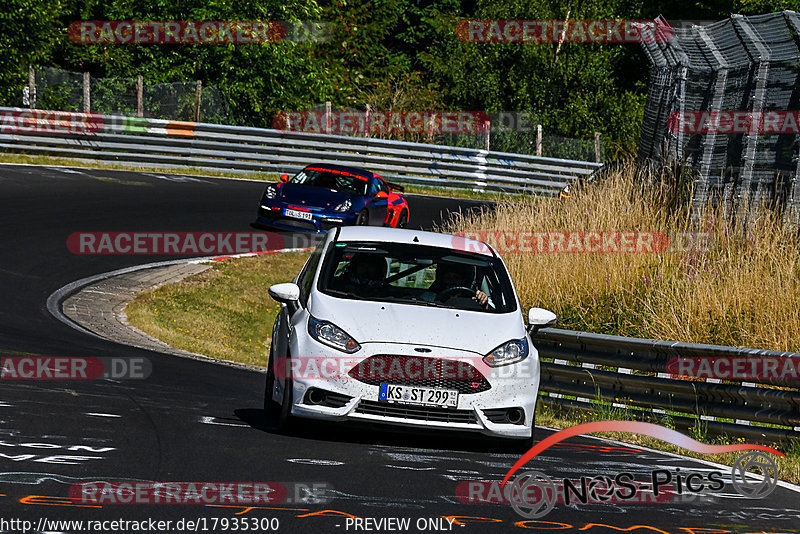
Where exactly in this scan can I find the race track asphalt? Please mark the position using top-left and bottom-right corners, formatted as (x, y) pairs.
(0, 164), (797, 533)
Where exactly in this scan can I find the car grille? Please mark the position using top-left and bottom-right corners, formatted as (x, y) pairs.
(348, 355), (491, 394)
(355, 400), (478, 424)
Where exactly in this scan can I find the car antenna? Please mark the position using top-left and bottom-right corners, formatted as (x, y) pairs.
(413, 236), (419, 242)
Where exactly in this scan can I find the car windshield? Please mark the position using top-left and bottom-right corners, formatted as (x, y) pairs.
(290, 168), (368, 195)
(317, 241), (517, 314)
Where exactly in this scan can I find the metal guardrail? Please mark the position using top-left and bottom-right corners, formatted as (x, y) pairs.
(534, 328), (800, 443)
(0, 107), (602, 195)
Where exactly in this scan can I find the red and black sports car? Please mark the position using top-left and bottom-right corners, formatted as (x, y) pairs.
(256, 164), (410, 233)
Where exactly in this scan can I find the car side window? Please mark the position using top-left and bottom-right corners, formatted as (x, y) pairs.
(297, 244), (324, 306)
(379, 179), (390, 194)
(367, 179), (380, 197)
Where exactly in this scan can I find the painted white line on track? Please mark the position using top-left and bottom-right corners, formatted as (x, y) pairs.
(286, 459), (345, 466)
(200, 416), (248, 428)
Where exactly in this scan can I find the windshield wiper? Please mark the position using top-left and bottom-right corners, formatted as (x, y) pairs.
(324, 289), (364, 300)
(423, 301), (458, 309)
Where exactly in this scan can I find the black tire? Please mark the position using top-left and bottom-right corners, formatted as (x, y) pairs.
(277, 372), (295, 432)
(263, 347), (280, 420)
(356, 209), (369, 226)
(397, 210), (408, 228)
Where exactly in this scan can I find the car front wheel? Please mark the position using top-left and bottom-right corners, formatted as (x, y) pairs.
(278, 372), (295, 431)
(263, 347), (280, 420)
(356, 209), (369, 226)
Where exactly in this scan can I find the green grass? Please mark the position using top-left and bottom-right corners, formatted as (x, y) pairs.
(125, 252), (310, 367)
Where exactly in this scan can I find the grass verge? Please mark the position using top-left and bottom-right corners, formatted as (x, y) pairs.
(443, 161), (800, 351)
(125, 252), (310, 367)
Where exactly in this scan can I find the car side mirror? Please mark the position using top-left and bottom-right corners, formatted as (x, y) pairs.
(375, 191), (388, 199)
(269, 283), (300, 303)
(280, 174), (289, 183)
(528, 307), (557, 333)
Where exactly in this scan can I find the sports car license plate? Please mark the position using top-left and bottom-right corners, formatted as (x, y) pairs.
(379, 383), (458, 408)
(285, 208), (313, 221)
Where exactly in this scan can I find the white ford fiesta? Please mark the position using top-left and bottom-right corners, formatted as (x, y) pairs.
(264, 226), (556, 443)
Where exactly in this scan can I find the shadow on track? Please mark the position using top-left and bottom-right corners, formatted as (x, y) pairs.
(233, 407), (535, 454)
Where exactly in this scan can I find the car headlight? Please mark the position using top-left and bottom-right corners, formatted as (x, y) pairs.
(483, 338), (528, 367)
(333, 199), (352, 212)
(264, 185), (277, 199)
(308, 316), (361, 353)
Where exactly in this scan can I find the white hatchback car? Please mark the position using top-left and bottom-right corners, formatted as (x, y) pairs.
(264, 226), (556, 442)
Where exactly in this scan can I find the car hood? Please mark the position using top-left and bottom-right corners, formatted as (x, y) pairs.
(309, 292), (526, 355)
(277, 183), (355, 210)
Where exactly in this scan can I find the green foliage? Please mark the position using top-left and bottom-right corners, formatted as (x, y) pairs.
(0, 0), (66, 105)
(0, 0), (794, 154)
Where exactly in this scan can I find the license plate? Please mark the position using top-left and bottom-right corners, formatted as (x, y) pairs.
(379, 383), (458, 408)
(285, 208), (313, 221)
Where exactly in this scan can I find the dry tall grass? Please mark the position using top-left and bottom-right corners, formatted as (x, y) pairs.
(443, 162), (800, 351)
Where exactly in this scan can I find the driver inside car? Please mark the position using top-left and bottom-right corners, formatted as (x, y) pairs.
(336, 252), (387, 296)
(425, 262), (491, 309)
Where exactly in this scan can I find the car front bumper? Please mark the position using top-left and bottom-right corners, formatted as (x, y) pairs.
(256, 204), (357, 233)
(286, 336), (540, 439)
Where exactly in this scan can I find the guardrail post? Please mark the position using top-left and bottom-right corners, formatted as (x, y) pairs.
(536, 124), (543, 157)
(365, 104), (371, 138)
(194, 80), (202, 122)
(27, 66), (35, 110)
(136, 76), (143, 118)
(325, 101), (332, 134)
(484, 119), (491, 151)
(83, 72), (90, 113)
(594, 132), (602, 163)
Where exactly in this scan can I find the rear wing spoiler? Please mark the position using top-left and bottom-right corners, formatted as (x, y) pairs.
(387, 182), (405, 193)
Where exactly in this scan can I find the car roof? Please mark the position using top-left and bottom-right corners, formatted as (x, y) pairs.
(303, 163), (378, 180)
(332, 227), (495, 256)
